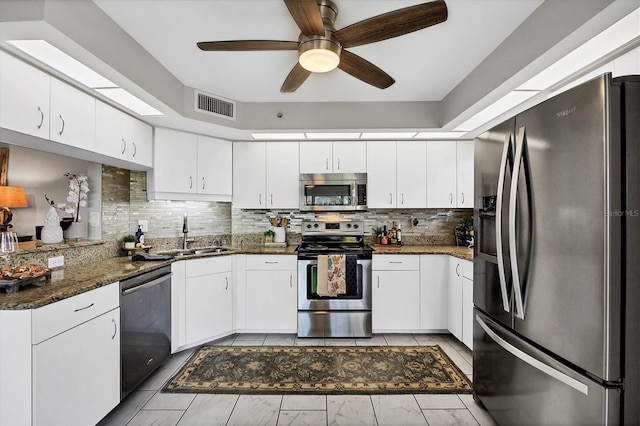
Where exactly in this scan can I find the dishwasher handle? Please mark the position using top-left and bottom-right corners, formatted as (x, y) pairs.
(121, 272), (172, 296)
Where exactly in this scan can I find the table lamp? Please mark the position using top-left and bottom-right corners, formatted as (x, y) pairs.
(0, 186), (28, 232)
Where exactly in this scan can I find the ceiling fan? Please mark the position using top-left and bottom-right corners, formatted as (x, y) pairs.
(197, 0), (447, 92)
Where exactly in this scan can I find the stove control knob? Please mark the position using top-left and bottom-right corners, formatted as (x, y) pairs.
(353, 224), (359, 229)
(313, 223), (319, 228)
(306, 224), (312, 229)
(346, 223), (352, 228)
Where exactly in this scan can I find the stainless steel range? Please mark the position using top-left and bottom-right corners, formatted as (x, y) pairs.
(297, 219), (372, 337)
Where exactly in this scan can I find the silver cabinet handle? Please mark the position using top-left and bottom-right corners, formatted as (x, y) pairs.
(290, 275), (292, 288)
(456, 263), (460, 277)
(189, 176), (193, 189)
(58, 114), (65, 136)
(377, 276), (380, 288)
(74, 302), (94, 312)
(389, 193), (393, 205)
(401, 193), (404, 205)
(259, 194), (262, 205)
(37, 106), (44, 129)
(337, 157), (340, 170)
(202, 177), (206, 191)
(132, 141), (137, 158)
(476, 314), (589, 395)
(389, 261), (403, 264)
(496, 133), (514, 313)
(270, 194), (273, 205)
(121, 138), (126, 154)
(111, 318), (117, 340)
(449, 193), (453, 205)
(461, 193), (465, 204)
(326, 158), (329, 170)
(225, 276), (229, 290)
(265, 261), (279, 264)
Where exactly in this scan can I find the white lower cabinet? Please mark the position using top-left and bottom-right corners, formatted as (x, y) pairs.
(462, 276), (474, 350)
(448, 257), (474, 348)
(419, 255), (449, 330)
(244, 255), (297, 332)
(372, 255), (420, 332)
(33, 308), (120, 426)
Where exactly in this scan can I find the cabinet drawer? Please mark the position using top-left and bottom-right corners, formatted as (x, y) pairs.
(185, 256), (232, 278)
(372, 255), (420, 270)
(462, 259), (474, 280)
(32, 283), (119, 344)
(245, 255), (297, 270)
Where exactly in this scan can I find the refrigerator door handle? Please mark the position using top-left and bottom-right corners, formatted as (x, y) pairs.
(495, 132), (513, 312)
(476, 313), (590, 395)
(509, 126), (530, 319)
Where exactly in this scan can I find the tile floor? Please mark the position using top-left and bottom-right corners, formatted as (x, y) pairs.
(99, 333), (497, 426)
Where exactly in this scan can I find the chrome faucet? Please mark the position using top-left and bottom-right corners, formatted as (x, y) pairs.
(182, 213), (195, 249)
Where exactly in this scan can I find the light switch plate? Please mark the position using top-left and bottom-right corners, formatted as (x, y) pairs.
(137, 219), (148, 233)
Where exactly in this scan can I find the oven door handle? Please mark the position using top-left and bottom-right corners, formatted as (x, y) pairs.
(121, 273), (172, 296)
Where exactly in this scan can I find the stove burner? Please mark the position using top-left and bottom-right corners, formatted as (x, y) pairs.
(305, 244), (328, 251)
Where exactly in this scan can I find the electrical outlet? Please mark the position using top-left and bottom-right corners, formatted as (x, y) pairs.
(48, 255), (64, 268)
(137, 219), (148, 233)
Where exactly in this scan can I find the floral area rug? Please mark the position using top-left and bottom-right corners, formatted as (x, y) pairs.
(163, 345), (473, 394)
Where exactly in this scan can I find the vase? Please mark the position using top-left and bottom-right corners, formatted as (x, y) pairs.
(41, 224), (63, 244)
(273, 227), (286, 243)
(64, 221), (85, 242)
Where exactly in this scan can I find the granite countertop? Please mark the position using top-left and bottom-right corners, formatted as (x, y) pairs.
(0, 244), (470, 310)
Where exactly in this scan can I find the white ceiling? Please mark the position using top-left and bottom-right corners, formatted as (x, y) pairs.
(93, 0), (543, 103)
(0, 0), (637, 140)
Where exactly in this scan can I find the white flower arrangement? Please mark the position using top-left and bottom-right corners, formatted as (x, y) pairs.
(45, 173), (90, 222)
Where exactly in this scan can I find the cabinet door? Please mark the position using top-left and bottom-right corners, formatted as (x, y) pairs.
(198, 136), (232, 195)
(50, 78), (96, 150)
(366, 141), (397, 208)
(0, 51), (50, 139)
(233, 141), (266, 208)
(246, 270), (297, 331)
(396, 141), (427, 208)
(153, 128), (198, 193)
(33, 309), (120, 426)
(462, 276), (474, 350)
(185, 272), (232, 344)
(426, 141), (457, 208)
(299, 141), (332, 173)
(95, 101), (128, 160)
(456, 140), (474, 207)
(333, 141), (367, 173)
(420, 255), (449, 330)
(448, 259), (463, 341)
(372, 271), (420, 331)
(127, 117), (153, 167)
(266, 142), (299, 208)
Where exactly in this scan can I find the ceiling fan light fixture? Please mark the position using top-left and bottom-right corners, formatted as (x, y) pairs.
(298, 37), (341, 73)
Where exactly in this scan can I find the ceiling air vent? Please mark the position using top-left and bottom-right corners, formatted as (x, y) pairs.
(194, 90), (236, 120)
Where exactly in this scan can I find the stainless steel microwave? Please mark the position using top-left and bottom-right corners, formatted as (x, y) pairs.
(300, 173), (367, 211)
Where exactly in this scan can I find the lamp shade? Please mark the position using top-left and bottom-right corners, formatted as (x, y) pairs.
(0, 186), (28, 208)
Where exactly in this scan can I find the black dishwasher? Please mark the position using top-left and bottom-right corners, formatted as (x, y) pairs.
(120, 265), (172, 399)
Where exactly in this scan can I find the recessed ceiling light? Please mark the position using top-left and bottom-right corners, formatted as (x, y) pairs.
(95, 88), (163, 116)
(305, 133), (361, 140)
(7, 40), (117, 89)
(360, 132), (417, 139)
(251, 133), (306, 140)
(414, 131), (467, 139)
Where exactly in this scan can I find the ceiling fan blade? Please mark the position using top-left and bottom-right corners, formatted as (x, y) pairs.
(338, 50), (395, 89)
(283, 0), (325, 36)
(334, 0), (447, 48)
(281, 63), (312, 92)
(197, 40), (298, 51)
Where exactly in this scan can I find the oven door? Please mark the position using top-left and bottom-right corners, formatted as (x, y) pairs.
(297, 258), (371, 310)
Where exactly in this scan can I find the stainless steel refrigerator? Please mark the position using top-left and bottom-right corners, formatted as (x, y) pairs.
(473, 73), (639, 425)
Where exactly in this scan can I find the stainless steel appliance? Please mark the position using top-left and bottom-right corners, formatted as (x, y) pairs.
(297, 219), (372, 337)
(299, 173), (367, 211)
(119, 265), (172, 399)
(473, 74), (639, 425)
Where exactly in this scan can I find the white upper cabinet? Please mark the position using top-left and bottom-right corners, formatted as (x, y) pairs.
(426, 141), (457, 208)
(0, 51), (51, 139)
(95, 101), (152, 168)
(456, 140), (474, 208)
(367, 141), (426, 208)
(233, 141), (299, 209)
(149, 128), (232, 200)
(299, 141), (366, 174)
(50, 78), (96, 151)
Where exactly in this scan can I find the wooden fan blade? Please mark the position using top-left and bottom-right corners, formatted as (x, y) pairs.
(281, 63), (312, 92)
(284, 0), (325, 36)
(334, 0), (447, 48)
(338, 50), (395, 89)
(197, 40), (298, 51)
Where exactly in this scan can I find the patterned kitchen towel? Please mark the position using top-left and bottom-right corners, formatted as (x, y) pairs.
(316, 255), (331, 297)
(327, 254), (346, 295)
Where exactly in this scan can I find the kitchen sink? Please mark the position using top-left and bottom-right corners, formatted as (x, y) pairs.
(158, 247), (231, 257)
(193, 247), (230, 254)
